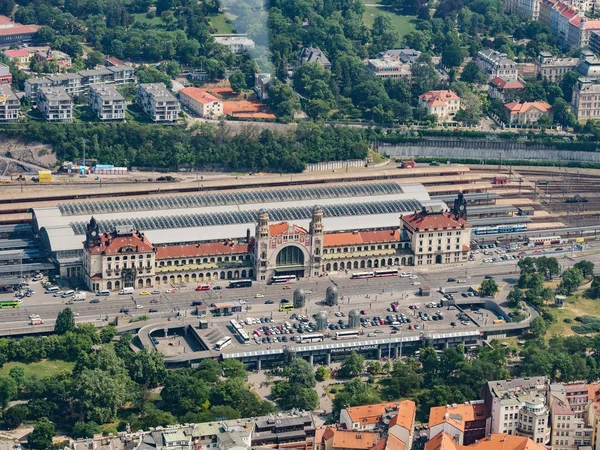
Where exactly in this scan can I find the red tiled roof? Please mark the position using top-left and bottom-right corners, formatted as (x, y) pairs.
(490, 77), (524, 90)
(269, 222), (307, 236)
(179, 87), (221, 105)
(0, 15), (12, 25)
(504, 101), (552, 115)
(0, 24), (39, 36)
(3, 49), (30, 57)
(88, 232), (154, 255)
(323, 229), (399, 247)
(464, 434), (547, 450)
(428, 403), (489, 431)
(425, 432), (458, 450)
(419, 90), (460, 107)
(106, 56), (125, 66)
(91, 273), (102, 280)
(156, 242), (250, 259)
(401, 211), (469, 231)
(344, 402), (407, 426)
(326, 429), (380, 450)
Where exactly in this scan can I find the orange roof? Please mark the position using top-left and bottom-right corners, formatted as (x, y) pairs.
(269, 222), (307, 236)
(428, 403), (489, 431)
(570, 16), (600, 28)
(419, 90), (460, 107)
(315, 427), (327, 446)
(179, 87), (221, 105)
(401, 211), (469, 232)
(344, 402), (406, 426)
(388, 400), (416, 432)
(155, 241), (250, 259)
(464, 434), (546, 450)
(490, 77), (524, 90)
(88, 232), (154, 255)
(504, 101), (552, 115)
(384, 435), (406, 450)
(3, 49), (30, 57)
(0, 15), (12, 25)
(323, 229), (400, 247)
(326, 429), (379, 450)
(0, 24), (39, 36)
(587, 381), (600, 402)
(425, 432), (458, 450)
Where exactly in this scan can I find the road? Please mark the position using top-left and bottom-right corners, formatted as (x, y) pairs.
(3, 246), (599, 332)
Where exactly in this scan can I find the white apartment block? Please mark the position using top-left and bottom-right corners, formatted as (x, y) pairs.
(535, 52), (578, 81)
(571, 77), (600, 121)
(549, 396), (593, 450)
(0, 84), (19, 122)
(24, 78), (51, 103)
(46, 73), (84, 96)
(214, 35), (256, 54)
(178, 87), (223, 118)
(518, 0), (541, 19)
(417, 90), (462, 122)
(37, 86), (73, 122)
(137, 83), (180, 123)
(89, 85), (126, 121)
(475, 49), (519, 81)
(484, 377), (551, 445)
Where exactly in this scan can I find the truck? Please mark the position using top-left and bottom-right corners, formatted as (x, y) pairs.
(119, 287), (134, 295)
(30, 318), (43, 325)
(73, 292), (87, 301)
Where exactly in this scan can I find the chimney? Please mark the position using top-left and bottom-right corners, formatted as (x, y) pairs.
(246, 228), (251, 243)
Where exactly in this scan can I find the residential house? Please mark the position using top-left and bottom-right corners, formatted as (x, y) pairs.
(568, 16), (600, 48)
(254, 73), (271, 100)
(367, 49), (421, 81)
(428, 402), (490, 445)
(89, 85), (125, 121)
(535, 51), (578, 81)
(504, 101), (553, 125)
(425, 432), (547, 450)
(46, 73), (84, 96)
(475, 49), (519, 81)
(106, 65), (134, 84)
(105, 55), (126, 67)
(417, 90), (461, 121)
(548, 395), (593, 450)
(483, 378), (551, 445)
(24, 77), (51, 103)
(488, 77), (524, 101)
(517, 0), (541, 19)
(252, 414), (316, 447)
(178, 87), (223, 118)
(214, 35), (256, 54)
(0, 63), (11, 84)
(571, 77), (600, 121)
(78, 68), (113, 89)
(137, 83), (180, 122)
(0, 15), (39, 46)
(35, 49), (72, 71)
(37, 86), (73, 122)
(0, 84), (19, 122)
(297, 47), (332, 70)
(2, 48), (31, 66)
(323, 428), (379, 450)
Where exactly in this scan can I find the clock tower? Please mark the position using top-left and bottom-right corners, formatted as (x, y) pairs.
(85, 217), (101, 248)
(452, 192), (467, 220)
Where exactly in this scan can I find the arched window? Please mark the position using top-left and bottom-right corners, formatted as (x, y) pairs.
(276, 246), (304, 267)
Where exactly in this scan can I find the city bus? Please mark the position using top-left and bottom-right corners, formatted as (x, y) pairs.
(269, 275), (297, 285)
(0, 300), (18, 308)
(227, 279), (253, 288)
(351, 271), (374, 279)
(374, 269), (398, 277)
(215, 336), (232, 350)
(335, 330), (360, 340)
(298, 333), (324, 343)
(279, 304), (294, 312)
(229, 319), (250, 344)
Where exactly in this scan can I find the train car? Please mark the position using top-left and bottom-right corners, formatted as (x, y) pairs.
(473, 224), (528, 235)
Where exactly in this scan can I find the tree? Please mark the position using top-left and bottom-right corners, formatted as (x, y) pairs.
(341, 351), (364, 378)
(371, 15), (399, 54)
(8, 366), (25, 389)
(0, 376), (17, 408)
(589, 276), (600, 299)
(28, 418), (55, 450)
(100, 325), (117, 343)
(55, 308), (75, 335)
(454, 91), (482, 125)
(575, 260), (595, 279)
(286, 358), (316, 387)
(559, 268), (584, 295)
(315, 365), (329, 381)
(268, 81), (300, 122)
(479, 279), (499, 297)
(221, 359), (246, 379)
(366, 361), (382, 375)
(519, 257), (537, 275)
(552, 98), (577, 128)
(128, 350), (167, 387)
(530, 317), (547, 338)
(85, 50), (105, 69)
(229, 70), (246, 93)
(3, 404), (28, 429)
(507, 287), (523, 308)
(72, 421), (100, 438)
(460, 62), (486, 84)
(441, 34), (465, 68)
(0, 0), (14, 16)
(73, 368), (128, 423)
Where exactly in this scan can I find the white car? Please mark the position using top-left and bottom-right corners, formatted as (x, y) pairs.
(412, 281), (421, 286)
(28, 314), (39, 319)
(457, 279), (467, 283)
(409, 275), (418, 279)
(304, 290), (312, 294)
(400, 272), (412, 278)
(136, 305), (144, 309)
(239, 299), (247, 304)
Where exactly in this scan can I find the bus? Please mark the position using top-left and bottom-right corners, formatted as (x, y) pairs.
(374, 269), (398, 277)
(230, 319), (250, 344)
(269, 275), (297, 285)
(529, 236), (562, 246)
(351, 271), (374, 279)
(335, 330), (360, 340)
(279, 304), (294, 312)
(298, 333), (324, 343)
(227, 279), (252, 288)
(215, 336), (232, 351)
(0, 301), (18, 309)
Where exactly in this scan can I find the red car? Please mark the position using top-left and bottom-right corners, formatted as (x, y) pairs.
(360, 310), (366, 315)
(195, 285), (210, 291)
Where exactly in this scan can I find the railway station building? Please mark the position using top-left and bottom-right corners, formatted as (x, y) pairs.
(32, 182), (472, 290)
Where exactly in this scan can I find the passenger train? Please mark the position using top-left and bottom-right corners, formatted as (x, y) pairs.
(473, 224), (528, 235)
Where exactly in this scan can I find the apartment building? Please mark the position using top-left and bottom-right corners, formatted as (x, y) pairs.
(252, 414), (316, 447)
(504, 101), (553, 125)
(106, 65), (134, 84)
(323, 428), (379, 450)
(78, 68), (113, 88)
(192, 420), (251, 450)
(535, 52), (578, 81)
(428, 402), (490, 445)
(548, 397), (593, 450)
(46, 73), (84, 96)
(0, 84), (19, 122)
(89, 85), (125, 121)
(367, 49), (421, 81)
(475, 50), (519, 82)
(213, 35), (256, 54)
(24, 78), (52, 103)
(0, 15), (39, 46)
(483, 378), (550, 445)
(0, 63), (12, 84)
(2, 48), (31, 66)
(571, 77), (600, 121)
(417, 90), (461, 121)
(488, 78), (524, 102)
(37, 86), (73, 122)
(517, 0), (541, 19)
(425, 432), (547, 450)
(137, 83), (180, 122)
(178, 87), (223, 118)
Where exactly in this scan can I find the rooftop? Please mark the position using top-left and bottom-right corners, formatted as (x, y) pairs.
(91, 84), (124, 101)
(298, 47), (331, 66)
(155, 241), (250, 259)
(87, 229), (155, 255)
(39, 86), (71, 101)
(504, 101), (552, 114)
(139, 83), (178, 101)
(2, 48), (30, 57)
(179, 87), (222, 105)
(269, 222), (308, 236)
(428, 402), (489, 431)
(0, 84), (18, 102)
(323, 229), (400, 247)
(324, 428), (379, 450)
(401, 210), (469, 231)
(419, 90), (460, 107)
(344, 401), (406, 426)
(490, 77), (524, 90)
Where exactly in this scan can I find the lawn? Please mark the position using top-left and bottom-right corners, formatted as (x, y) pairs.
(547, 288), (600, 337)
(133, 12), (164, 27)
(0, 360), (75, 379)
(362, 7), (417, 42)
(208, 13), (236, 34)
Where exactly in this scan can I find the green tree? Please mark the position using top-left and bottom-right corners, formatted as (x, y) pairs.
(221, 359), (247, 379)
(73, 368), (128, 423)
(72, 421), (100, 438)
(507, 287), (523, 308)
(388, 359), (422, 397)
(229, 70), (247, 93)
(454, 91), (482, 125)
(129, 350), (167, 387)
(286, 358), (316, 387)
(3, 404), (28, 429)
(519, 257), (537, 275)
(441, 34), (465, 68)
(574, 260), (595, 279)
(341, 351), (364, 378)
(589, 276), (600, 299)
(460, 62), (486, 84)
(99, 325), (117, 343)
(267, 81), (300, 122)
(28, 418), (55, 450)
(530, 317), (548, 338)
(366, 361), (382, 375)
(479, 279), (500, 297)
(85, 50), (105, 69)
(419, 347), (439, 384)
(315, 365), (329, 381)
(559, 268), (584, 295)
(8, 366), (25, 389)
(55, 308), (75, 335)
(0, 376), (17, 408)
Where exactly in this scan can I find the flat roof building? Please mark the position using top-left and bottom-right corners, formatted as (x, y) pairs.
(0, 84), (19, 122)
(179, 87), (223, 119)
(0, 15), (39, 46)
(137, 83), (180, 122)
(89, 85), (125, 121)
(37, 86), (72, 123)
(214, 35), (256, 54)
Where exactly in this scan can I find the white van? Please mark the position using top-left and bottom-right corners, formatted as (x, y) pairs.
(119, 287), (134, 295)
(61, 290), (75, 298)
(73, 292), (87, 301)
(400, 272), (412, 278)
(97, 290), (110, 296)
(45, 286), (59, 293)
